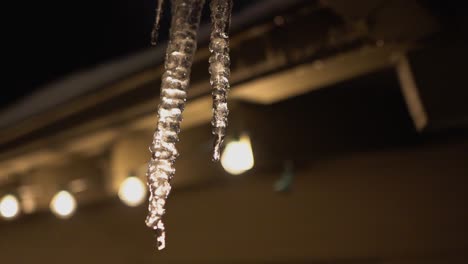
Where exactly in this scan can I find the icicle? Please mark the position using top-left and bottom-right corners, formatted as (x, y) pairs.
(146, 0), (205, 250)
(209, 0), (233, 161)
(151, 0), (165, 46)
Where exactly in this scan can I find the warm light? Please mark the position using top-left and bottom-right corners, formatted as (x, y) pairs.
(118, 177), (147, 207)
(21, 195), (36, 214)
(50, 190), (77, 218)
(221, 134), (254, 175)
(0, 194), (20, 219)
(18, 186), (36, 214)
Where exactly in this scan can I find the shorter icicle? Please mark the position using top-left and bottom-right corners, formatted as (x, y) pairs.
(209, 0), (233, 161)
(151, 0), (165, 46)
(146, 0), (204, 250)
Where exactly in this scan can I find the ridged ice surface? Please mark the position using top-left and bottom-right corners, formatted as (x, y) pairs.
(146, 0), (204, 250)
(209, 0), (233, 161)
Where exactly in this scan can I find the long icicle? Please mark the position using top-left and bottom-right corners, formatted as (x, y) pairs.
(146, 0), (205, 250)
(151, 0), (164, 46)
(209, 0), (233, 161)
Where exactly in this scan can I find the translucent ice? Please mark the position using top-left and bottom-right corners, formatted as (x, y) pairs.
(209, 0), (233, 161)
(151, 0), (164, 46)
(146, 0), (205, 250)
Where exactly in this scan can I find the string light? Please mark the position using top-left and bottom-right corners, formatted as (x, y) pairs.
(221, 134), (255, 175)
(118, 176), (147, 207)
(0, 194), (20, 219)
(50, 190), (76, 219)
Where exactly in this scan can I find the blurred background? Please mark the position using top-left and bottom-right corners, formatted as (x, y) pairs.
(1, 0), (468, 263)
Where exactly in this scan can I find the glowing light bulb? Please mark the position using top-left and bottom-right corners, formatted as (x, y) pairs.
(0, 194), (20, 219)
(50, 190), (76, 218)
(119, 176), (147, 207)
(221, 134), (254, 175)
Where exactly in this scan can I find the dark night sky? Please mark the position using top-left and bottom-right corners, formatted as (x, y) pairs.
(3, 0), (157, 108)
(3, 0), (255, 110)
